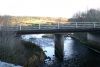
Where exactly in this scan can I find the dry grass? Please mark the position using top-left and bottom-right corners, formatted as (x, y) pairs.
(0, 31), (46, 67)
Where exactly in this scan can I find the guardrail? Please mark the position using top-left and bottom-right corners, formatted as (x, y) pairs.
(0, 22), (100, 31)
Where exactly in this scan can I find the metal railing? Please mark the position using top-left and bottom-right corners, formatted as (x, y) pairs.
(0, 22), (100, 31)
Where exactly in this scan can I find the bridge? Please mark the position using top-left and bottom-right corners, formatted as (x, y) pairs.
(1, 22), (100, 61)
(0, 22), (100, 34)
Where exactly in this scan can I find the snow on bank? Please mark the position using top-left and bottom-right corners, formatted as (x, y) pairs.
(0, 61), (22, 67)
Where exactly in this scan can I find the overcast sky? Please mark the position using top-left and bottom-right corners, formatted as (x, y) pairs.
(0, 0), (100, 18)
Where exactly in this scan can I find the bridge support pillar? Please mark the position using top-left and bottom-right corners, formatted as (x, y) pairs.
(54, 34), (64, 61)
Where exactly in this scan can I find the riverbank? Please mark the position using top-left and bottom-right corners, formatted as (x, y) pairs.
(20, 35), (100, 67)
(72, 37), (100, 53)
(0, 37), (46, 67)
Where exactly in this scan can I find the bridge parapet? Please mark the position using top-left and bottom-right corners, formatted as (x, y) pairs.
(0, 22), (100, 31)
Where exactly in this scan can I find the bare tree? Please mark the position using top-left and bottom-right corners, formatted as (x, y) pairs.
(69, 9), (100, 22)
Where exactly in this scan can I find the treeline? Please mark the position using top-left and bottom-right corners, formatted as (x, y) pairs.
(69, 9), (100, 22)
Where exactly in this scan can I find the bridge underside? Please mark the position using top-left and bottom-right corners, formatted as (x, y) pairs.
(16, 28), (100, 34)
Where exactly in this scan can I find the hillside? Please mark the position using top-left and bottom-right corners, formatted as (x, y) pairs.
(0, 16), (68, 26)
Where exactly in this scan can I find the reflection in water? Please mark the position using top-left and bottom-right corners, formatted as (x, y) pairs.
(0, 34), (100, 67)
(43, 46), (55, 65)
(21, 34), (73, 63)
(43, 46), (54, 58)
(21, 34), (76, 65)
(22, 35), (74, 66)
(64, 37), (74, 59)
(22, 34), (100, 67)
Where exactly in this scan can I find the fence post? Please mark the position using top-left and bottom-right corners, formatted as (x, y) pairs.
(93, 22), (96, 28)
(76, 22), (78, 28)
(20, 24), (21, 30)
(39, 24), (41, 29)
(58, 22), (60, 29)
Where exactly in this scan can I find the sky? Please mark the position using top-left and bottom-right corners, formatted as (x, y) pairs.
(0, 0), (100, 18)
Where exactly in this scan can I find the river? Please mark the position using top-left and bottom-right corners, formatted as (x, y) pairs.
(22, 34), (100, 67)
(0, 34), (100, 67)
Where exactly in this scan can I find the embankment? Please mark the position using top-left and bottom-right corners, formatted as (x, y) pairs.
(0, 31), (46, 67)
(72, 32), (100, 52)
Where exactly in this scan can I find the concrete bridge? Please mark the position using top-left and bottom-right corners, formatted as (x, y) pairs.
(0, 22), (100, 34)
(0, 22), (100, 61)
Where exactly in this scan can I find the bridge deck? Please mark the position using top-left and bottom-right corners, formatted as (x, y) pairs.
(17, 28), (100, 34)
(0, 22), (100, 34)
